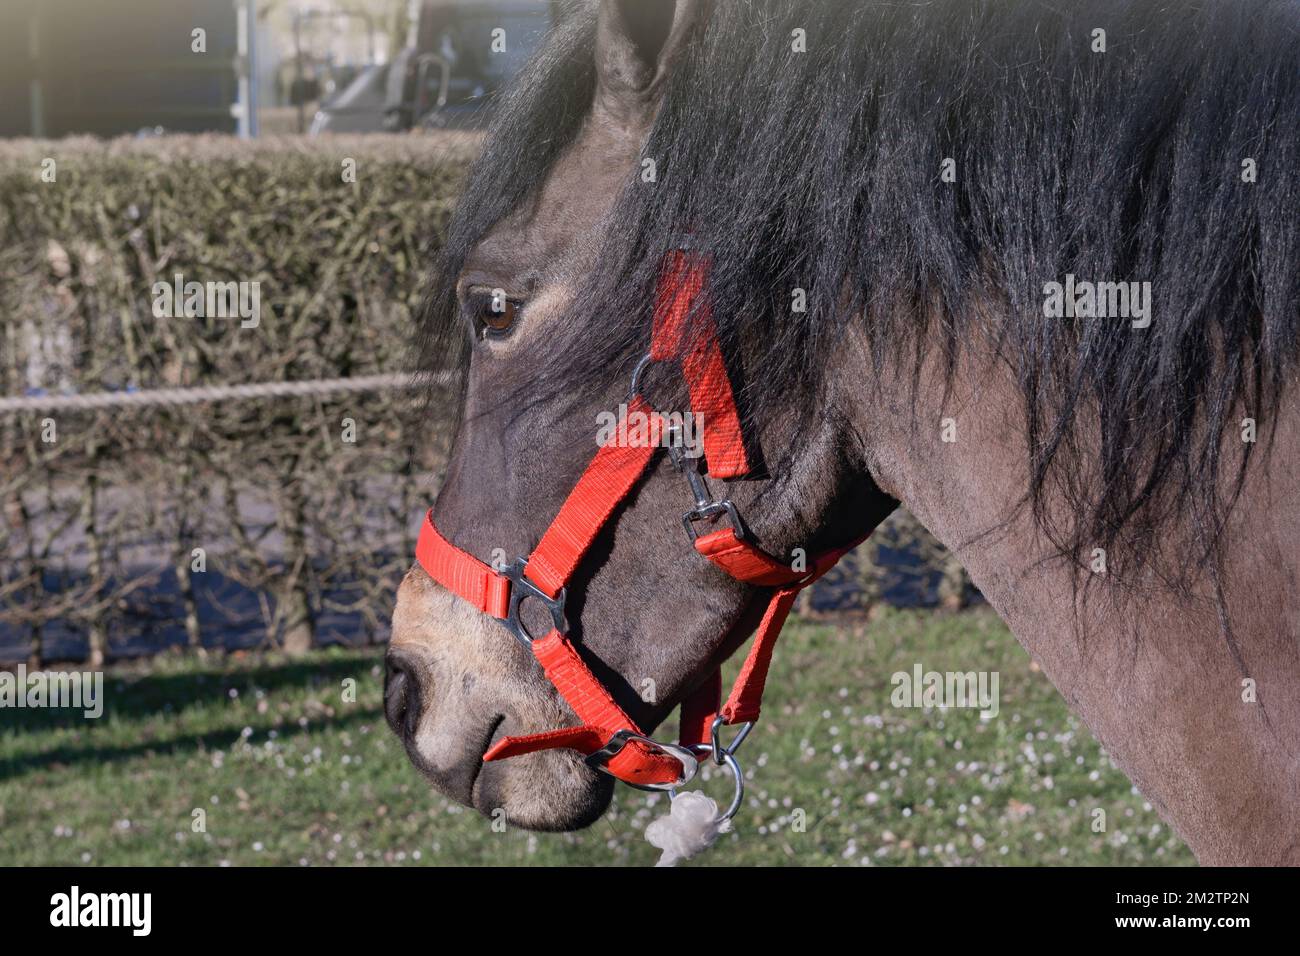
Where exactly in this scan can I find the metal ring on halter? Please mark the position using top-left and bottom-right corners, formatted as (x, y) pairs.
(499, 557), (567, 647)
(675, 748), (745, 821)
(628, 353), (657, 399)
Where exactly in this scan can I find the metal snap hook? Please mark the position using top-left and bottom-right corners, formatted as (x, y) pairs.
(709, 715), (754, 764)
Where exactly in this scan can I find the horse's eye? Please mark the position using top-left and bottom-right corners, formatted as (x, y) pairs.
(468, 288), (522, 339)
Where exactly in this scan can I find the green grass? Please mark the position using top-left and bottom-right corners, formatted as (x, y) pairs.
(0, 608), (1193, 866)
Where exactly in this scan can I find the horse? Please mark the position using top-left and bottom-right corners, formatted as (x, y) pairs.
(385, 0), (1300, 864)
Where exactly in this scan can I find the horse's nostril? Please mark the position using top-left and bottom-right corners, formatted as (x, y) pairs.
(384, 652), (422, 737)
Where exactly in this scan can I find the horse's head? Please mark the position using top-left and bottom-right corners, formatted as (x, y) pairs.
(386, 0), (891, 830)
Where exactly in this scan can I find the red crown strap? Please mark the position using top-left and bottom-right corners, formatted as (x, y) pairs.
(650, 250), (750, 479)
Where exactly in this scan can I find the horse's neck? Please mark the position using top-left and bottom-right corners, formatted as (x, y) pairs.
(838, 327), (1300, 863)
(841, 338), (1091, 650)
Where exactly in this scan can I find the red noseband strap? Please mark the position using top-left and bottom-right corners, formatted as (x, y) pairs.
(413, 249), (867, 788)
(415, 519), (509, 618)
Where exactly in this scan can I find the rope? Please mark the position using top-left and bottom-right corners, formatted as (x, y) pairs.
(0, 372), (451, 414)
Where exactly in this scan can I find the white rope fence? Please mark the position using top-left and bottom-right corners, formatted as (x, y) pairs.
(0, 372), (451, 414)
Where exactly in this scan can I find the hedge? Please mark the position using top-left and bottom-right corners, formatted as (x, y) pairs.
(0, 132), (968, 666)
(0, 134), (477, 664)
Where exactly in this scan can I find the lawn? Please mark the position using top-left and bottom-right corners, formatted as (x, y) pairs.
(0, 607), (1193, 866)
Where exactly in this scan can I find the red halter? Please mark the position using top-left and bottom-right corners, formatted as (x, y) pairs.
(414, 250), (867, 796)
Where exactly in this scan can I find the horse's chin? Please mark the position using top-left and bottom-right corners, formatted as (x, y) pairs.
(396, 692), (617, 831)
(468, 749), (616, 832)
(389, 568), (616, 831)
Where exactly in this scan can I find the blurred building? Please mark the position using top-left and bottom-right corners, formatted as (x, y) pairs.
(310, 0), (558, 133)
(0, 0), (562, 139)
(0, 0), (243, 137)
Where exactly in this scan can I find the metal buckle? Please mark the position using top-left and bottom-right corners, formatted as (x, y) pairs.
(585, 722), (752, 820)
(500, 557), (567, 647)
(665, 423), (748, 543)
(585, 730), (700, 791)
(671, 717), (753, 821)
(664, 422), (704, 470)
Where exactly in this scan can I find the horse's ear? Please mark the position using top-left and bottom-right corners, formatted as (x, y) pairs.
(594, 0), (701, 120)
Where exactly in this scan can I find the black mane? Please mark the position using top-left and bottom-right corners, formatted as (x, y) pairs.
(421, 0), (1300, 578)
